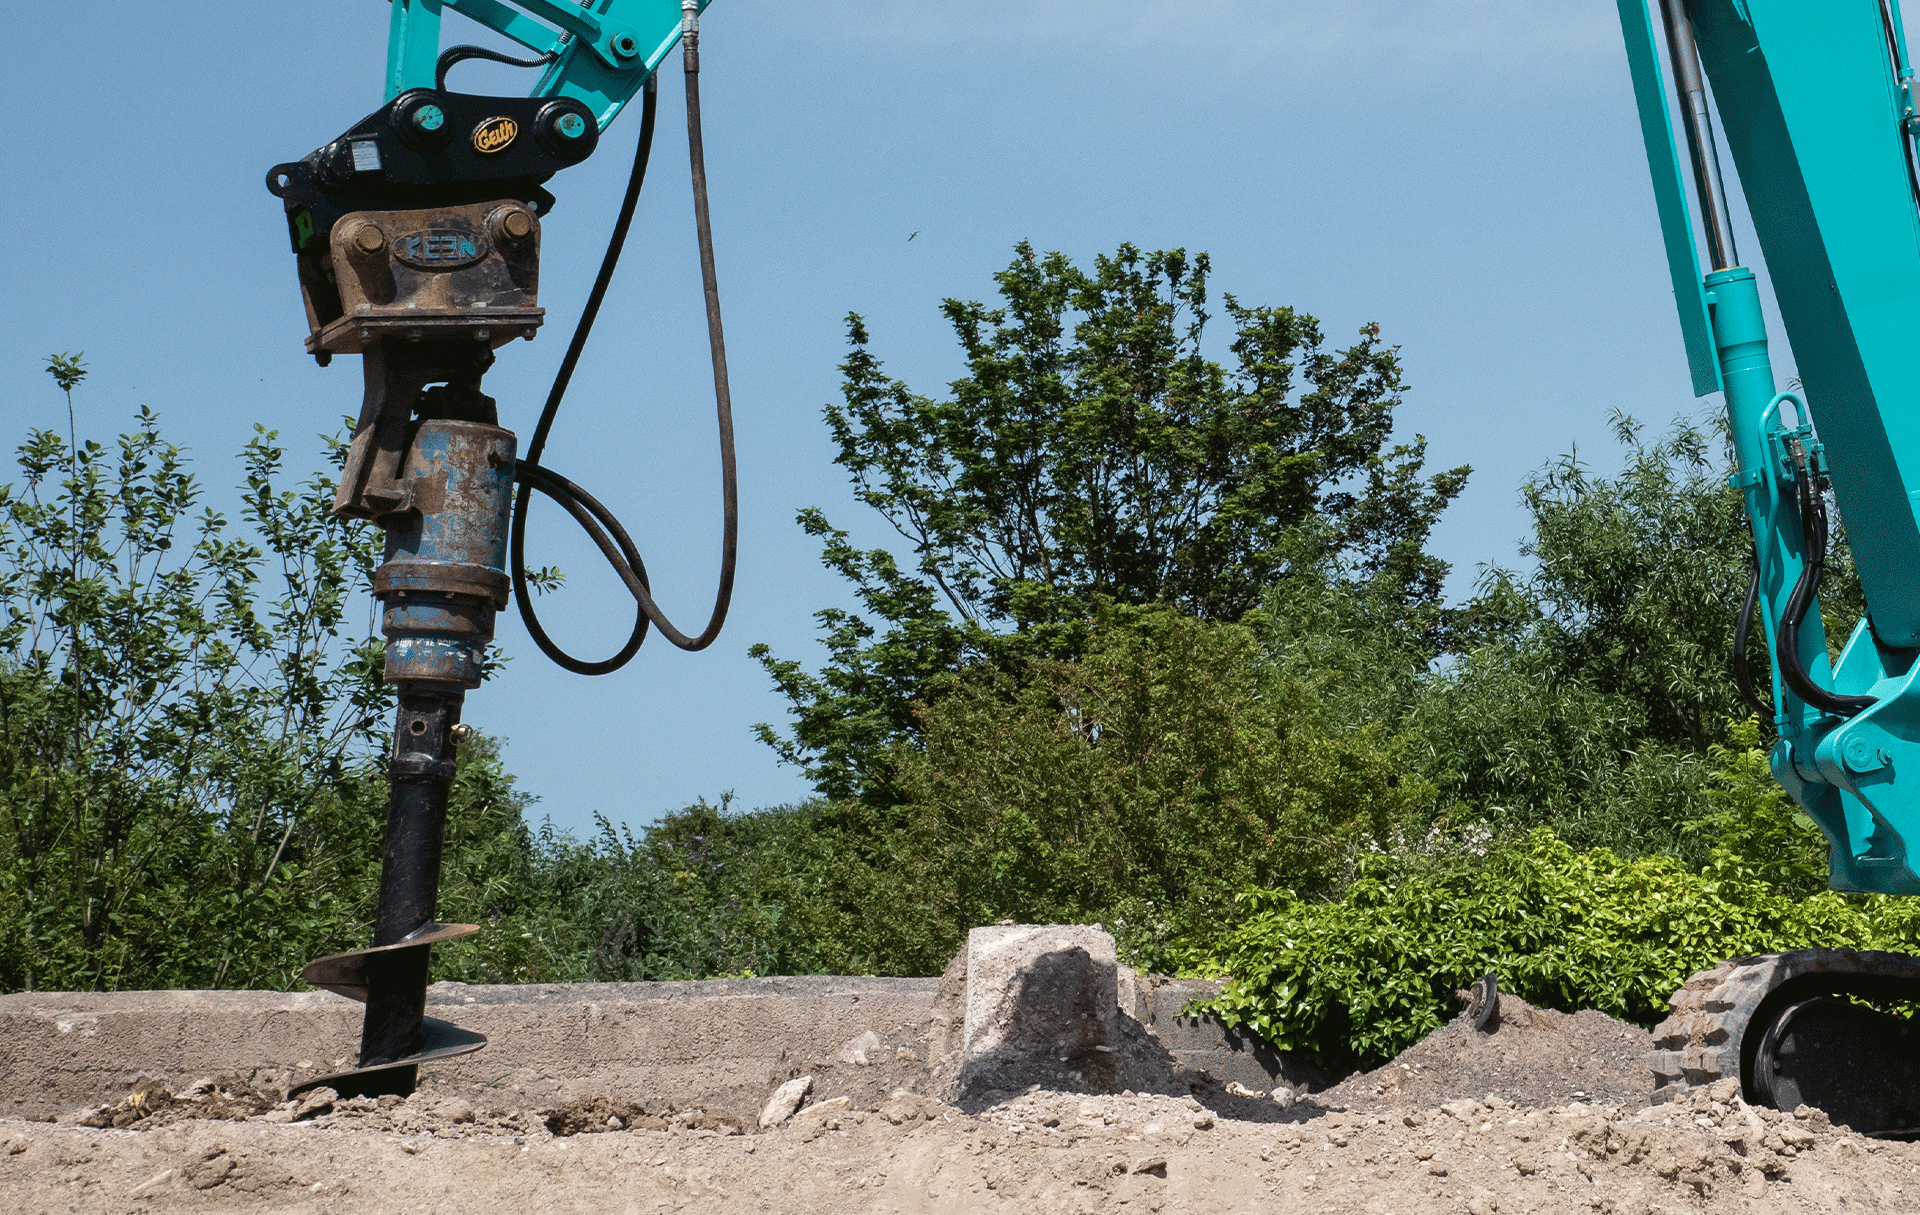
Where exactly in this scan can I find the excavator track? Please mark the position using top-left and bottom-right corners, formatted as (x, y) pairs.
(1648, 948), (1920, 1136)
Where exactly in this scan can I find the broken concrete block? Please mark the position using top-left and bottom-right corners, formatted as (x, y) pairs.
(959, 923), (1120, 1095)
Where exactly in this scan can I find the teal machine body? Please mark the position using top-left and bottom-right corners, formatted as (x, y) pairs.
(1619, 0), (1920, 896)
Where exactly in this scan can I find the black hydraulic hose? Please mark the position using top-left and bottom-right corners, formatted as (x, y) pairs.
(518, 460), (696, 642)
(1732, 547), (1773, 719)
(1774, 449), (1876, 717)
(435, 45), (556, 91)
(508, 22), (738, 675)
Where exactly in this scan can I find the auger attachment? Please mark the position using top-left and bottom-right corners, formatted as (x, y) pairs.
(288, 236), (529, 1096)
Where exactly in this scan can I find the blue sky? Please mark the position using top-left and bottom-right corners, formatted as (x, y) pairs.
(0, 1), (1805, 837)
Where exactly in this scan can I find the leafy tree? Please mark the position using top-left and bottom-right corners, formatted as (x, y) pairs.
(827, 606), (1437, 975)
(570, 796), (843, 981)
(755, 242), (1468, 802)
(0, 362), (537, 992)
(1405, 413), (1825, 857)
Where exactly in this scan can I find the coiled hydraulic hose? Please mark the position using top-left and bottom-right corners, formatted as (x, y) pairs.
(509, 13), (738, 676)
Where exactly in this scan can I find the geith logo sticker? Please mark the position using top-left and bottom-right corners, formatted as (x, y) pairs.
(472, 117), (519, 154)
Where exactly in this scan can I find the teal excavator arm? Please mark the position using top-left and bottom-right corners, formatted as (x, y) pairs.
(1621, 0), (1920, 1128)
(1621, 0), (1920, 896)
(384, 0), (711, 129)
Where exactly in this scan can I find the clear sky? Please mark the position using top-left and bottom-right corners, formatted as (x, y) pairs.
(0, 1), (1813, 838)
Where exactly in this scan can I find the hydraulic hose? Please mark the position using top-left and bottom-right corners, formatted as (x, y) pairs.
(508, 13), (738, 675)
(1773, 443), (1875, 718)
(435, 45), (556, 91)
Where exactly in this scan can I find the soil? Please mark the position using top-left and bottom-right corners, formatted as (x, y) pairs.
(9, 976), (1915, 1215)
(9, 1068), (1918, 1214)
(11, 997), (1920, 1213)
(1313, 992), (1657, 1114)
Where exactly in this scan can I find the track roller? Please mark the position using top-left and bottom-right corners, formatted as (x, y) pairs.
(1648, 948), (1920, 1136)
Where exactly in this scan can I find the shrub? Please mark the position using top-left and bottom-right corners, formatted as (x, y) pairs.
(1201, 721), (1920, 1070)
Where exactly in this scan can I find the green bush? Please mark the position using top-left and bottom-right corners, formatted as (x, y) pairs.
(1201, 722), (1920, 1069)
(0, 362), (547, 993)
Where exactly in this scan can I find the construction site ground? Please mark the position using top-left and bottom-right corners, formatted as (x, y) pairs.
(7, 989), (1918, 1214)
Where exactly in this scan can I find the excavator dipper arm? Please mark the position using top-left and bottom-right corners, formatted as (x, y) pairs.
(1619, 0), (1920, 1130)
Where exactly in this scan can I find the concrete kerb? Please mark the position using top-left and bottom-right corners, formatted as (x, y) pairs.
(1, 928), (1329, 1120)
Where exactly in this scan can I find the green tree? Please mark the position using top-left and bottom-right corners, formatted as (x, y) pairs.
(832, 606), (1437, 974)
(1408, 413), (1812, 857)
(754, 242), (1468, 802)
(0, 363), (555, 993)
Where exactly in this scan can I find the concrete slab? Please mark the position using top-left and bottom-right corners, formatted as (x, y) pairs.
(1, 963), (1333, 1119)
(0, 977), (938, 1120)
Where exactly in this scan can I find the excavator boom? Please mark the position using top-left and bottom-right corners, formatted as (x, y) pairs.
(1621, 0), (1920, 1129)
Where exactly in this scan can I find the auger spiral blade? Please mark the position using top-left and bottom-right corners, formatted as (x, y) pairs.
(291, 924), (488, 1100)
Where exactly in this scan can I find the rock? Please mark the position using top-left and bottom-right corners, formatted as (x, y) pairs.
(1708, 1077), (1741, 1103)
(293, 1087), (336, 1121)
(802, 1096), (851, 1119)
(434, 1097), (474, 1125)
(958, 924), (1121, 1096)
(1442, 1098), (1482, 1120)
(878, 1091), (943, 1125)
(1225, 1082), (1264, 1099)
(184, 1150), (234, 1191)
(1132, 1155), (1168, 1176)
(838, 1030), (883, 1066)
(1271, 1086), (1296, 1106)
(759, 1076), (812, 1129)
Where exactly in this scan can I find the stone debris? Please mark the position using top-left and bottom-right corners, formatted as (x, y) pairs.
(759, 1075), (813, 1128)
(837, 1029), (883, 1066)
(73, 1072), (277, 1129)
(876, 1089), (945, 1125)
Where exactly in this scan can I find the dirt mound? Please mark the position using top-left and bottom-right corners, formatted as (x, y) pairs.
(10, 1073), (1916, 1213)
(1315, 991), (1655, 1113)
